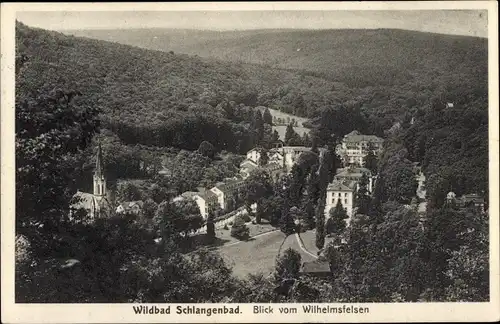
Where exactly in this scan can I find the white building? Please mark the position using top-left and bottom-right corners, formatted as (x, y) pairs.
(116, 201), (144, 215)
(210, 176), (245, 211)
(325, 180), (356, 220)
(173, 189), (219, 219)
(245, 145), (326, 173)
(336, 130), (383, 167)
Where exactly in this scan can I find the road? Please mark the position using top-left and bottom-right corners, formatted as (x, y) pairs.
(417, 172), (427, 214)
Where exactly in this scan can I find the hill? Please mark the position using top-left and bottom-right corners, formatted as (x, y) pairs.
(17, 23), (489, 195)
(63, 28), (488, 88)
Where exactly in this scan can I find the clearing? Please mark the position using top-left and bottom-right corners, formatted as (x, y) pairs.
(217, 227), (317, 279)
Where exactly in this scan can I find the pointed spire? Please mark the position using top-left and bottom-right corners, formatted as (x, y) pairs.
(95, 139), (104, 178)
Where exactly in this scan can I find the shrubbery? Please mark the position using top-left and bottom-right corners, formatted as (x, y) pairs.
(230, 216), (250, 240)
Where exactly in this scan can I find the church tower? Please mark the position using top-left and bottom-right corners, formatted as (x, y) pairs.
(93, 141), (106, 199)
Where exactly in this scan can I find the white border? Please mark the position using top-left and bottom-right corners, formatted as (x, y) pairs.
(1, 2), (499, 323)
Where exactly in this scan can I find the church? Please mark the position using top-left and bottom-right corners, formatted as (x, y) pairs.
(69, 142), (111, 221)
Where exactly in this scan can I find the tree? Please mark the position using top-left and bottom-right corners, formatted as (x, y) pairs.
(253, 110), (265, 144)
(379, 150), (418, 204)
(259, 148), (269, 166)
(156, 199), (204, 244)
(355, 173), (371, 215)
(326, 201), (349, 235)
(284, 122), (301, 146)
(263, 108), (273, 125)
(271, 129), (280, 144)
(16, 57), (100, 252)
(364, 143), (378, 173)
(280, 207), (296, 237)
(274, 248), (302, 282)
(116, 181), (142, 203)
(242, 169), (273, 222)
(206, 210), (216, 242)
(315, 192), (327, 250)
(197, 140), (216, 159)
(230, 216), (250, 240)
(142, 198), (158, 220)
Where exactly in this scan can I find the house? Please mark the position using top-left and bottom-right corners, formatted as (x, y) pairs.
(116, 201), (144, 215)
(336, 130), (384, 167)
(325, 180), (356, 219)
(447, 192), (486, 212)
(262, 162), (285, 182)
(69, 142), (111, 221)
(239, 159), (259, 179)
(334, 166), (373, 193)
(173, 190), (218, 219)
(299, 261), (331, 277)
(245, 145), (326, 173)
(210, 176), (246, 211)
(173, 189), (219, 219)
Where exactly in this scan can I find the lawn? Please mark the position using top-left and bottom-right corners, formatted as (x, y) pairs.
(273, 125), (310, 141)
(297, 229), (337, 256)
(257, 107), (309, 127)
(218, 229), (317, 279)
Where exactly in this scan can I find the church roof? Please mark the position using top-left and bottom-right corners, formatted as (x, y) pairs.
(70, 191), (110, 215)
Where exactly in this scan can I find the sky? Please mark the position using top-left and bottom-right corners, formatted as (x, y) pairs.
(16, 10), (488, 38)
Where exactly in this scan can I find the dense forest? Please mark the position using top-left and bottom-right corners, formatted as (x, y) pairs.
(15, 21), (490, 304)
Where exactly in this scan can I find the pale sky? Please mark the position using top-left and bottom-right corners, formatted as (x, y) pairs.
(17, 10), (488, 38)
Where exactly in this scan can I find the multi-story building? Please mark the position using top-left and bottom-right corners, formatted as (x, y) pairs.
(324, 180), (356, 219)
(336, 130), (384, 167)
(173, 189), (219, 219)
(446, 192), (486, 213)
(245, 145), (326, 173)
(210, 176), (246, 211)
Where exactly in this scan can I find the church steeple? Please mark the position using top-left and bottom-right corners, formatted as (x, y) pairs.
(93, 141), (106, 197)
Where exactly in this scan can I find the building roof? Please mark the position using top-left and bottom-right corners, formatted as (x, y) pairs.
(335, 167), (372, 178)
(196, 188), (218, 201)
(118, 200), (144, 211)
(343, 130), (384, 143)
(70, 191), (110, 215)
(461, 193), (485, 204)
(300, 261), (331, 274)
(327, 180), (356, 192)
(213, 176), (245, 192)
(240, 159), (258, 167)
(262, 162), (283, 171)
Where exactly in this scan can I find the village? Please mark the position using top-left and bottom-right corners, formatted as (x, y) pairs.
(68, 119), (487, 278)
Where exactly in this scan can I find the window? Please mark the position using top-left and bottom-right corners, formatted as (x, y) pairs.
(332, 198), (335, 204)
(345, 199), (348, 204)
(344, 192), (348, 197)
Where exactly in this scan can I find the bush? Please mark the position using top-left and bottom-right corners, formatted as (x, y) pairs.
(223, 224), (229, 230)
(230, 217), (250, 240)
(240, 213), (251, 223)
(228, 221), (233, 226)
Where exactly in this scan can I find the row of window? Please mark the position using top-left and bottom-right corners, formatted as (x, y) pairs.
(332, 198), (350, 205)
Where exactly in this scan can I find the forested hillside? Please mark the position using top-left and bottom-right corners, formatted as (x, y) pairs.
(65, 28), (488, 88)
(15, 21), (490, 304)
(17, 22), (489, 197)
